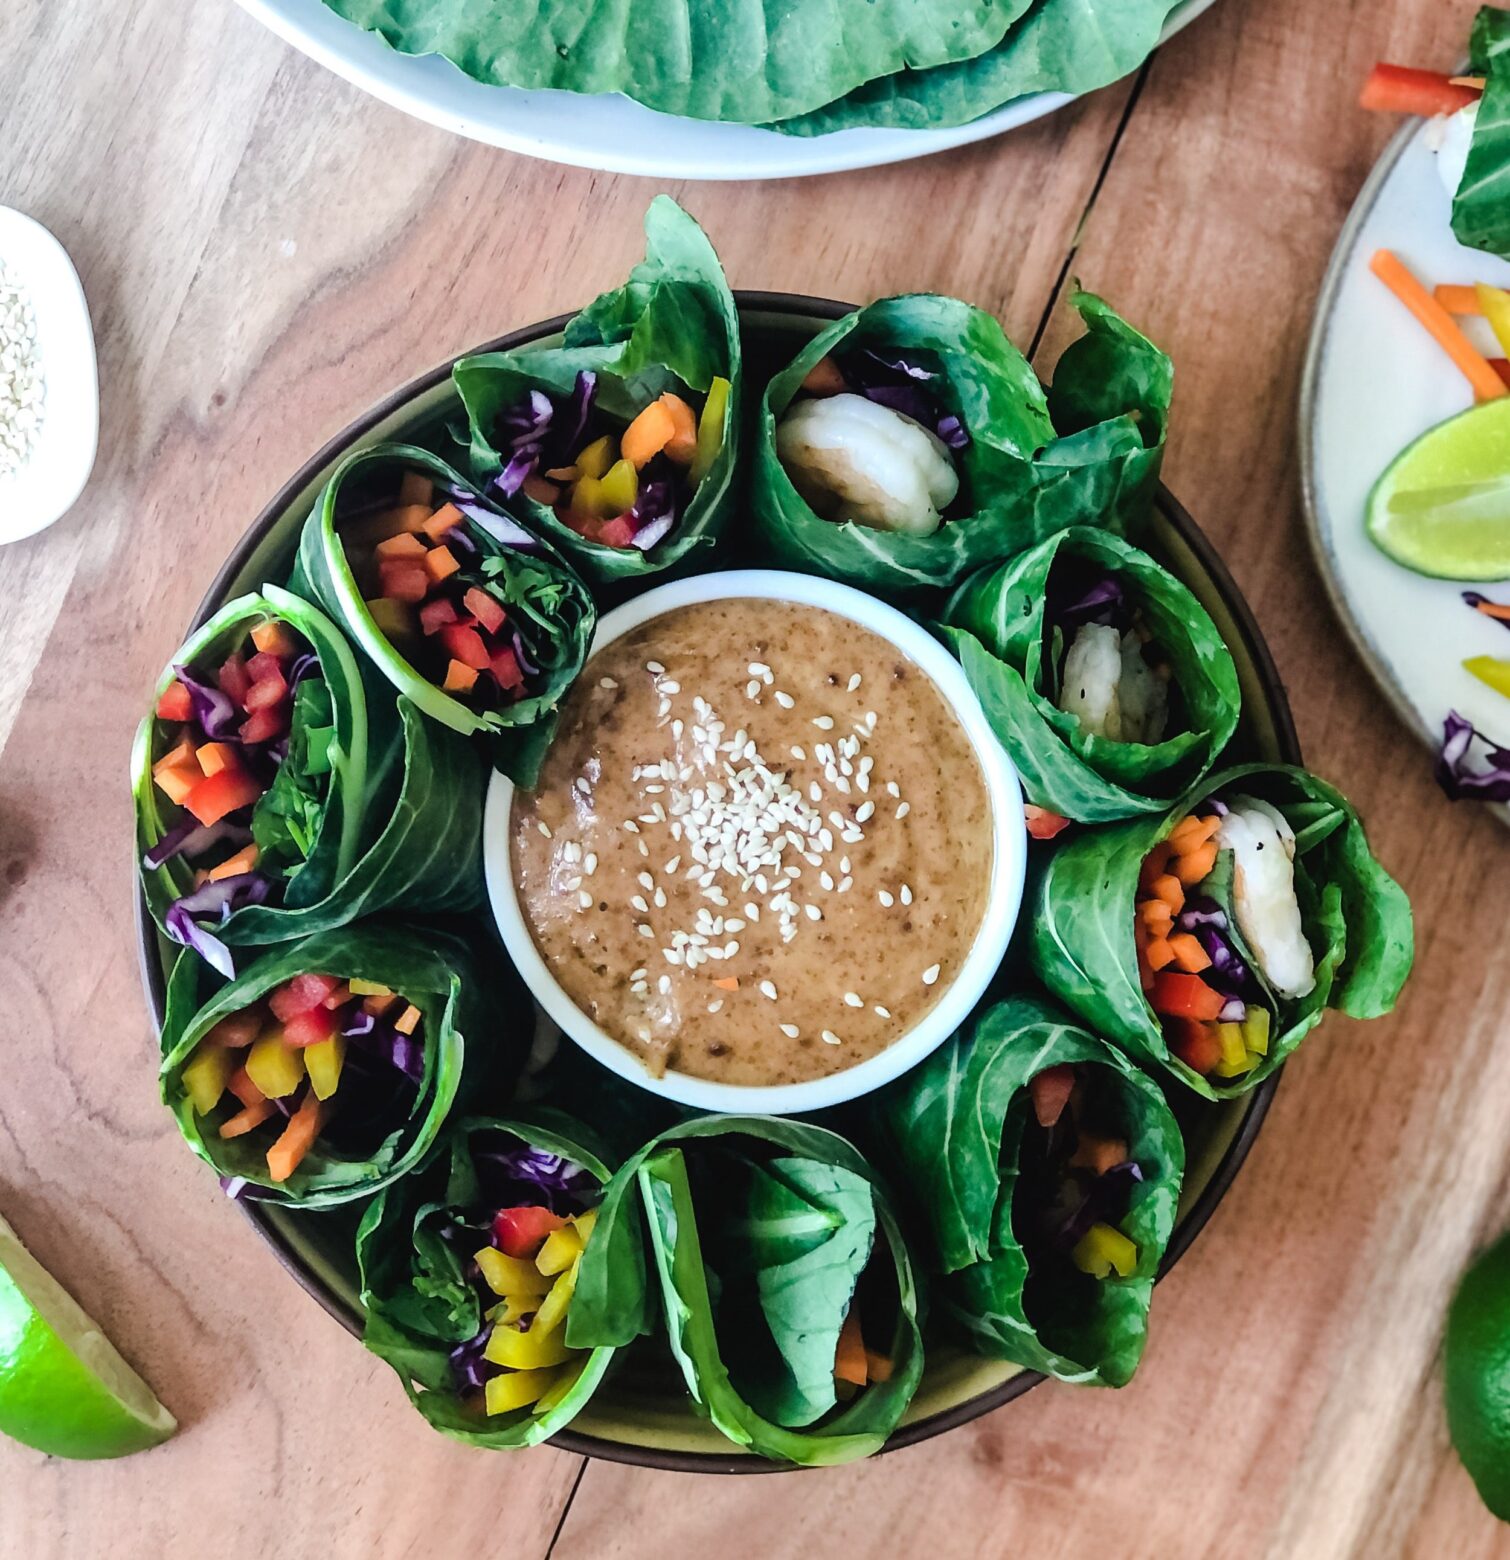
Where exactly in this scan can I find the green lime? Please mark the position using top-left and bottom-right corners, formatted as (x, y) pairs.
(1445, 1229), (1510, 1521)
(1366, 397), (1510, 580)
(0, 1213), (175, 1459)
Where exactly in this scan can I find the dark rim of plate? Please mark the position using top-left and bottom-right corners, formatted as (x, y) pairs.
(135, 291), (1297, 1474)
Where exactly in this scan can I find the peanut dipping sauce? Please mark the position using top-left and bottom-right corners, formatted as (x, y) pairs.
(510, 600), (992, 1087)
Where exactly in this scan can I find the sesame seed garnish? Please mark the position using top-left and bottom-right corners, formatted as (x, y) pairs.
(821, 1030), (842, 1046)
(537, 820), (552, 839)
(874, 1005), (891, 1019)
(623, 820), (639, 833)
(847, 674), (862, 692)
(660, 679), (681, 694)
(759, 980), (778, 1001)
(577, 890), (593, 910)
(812, 715), (835, 730)
(780, 1023), (800, 1039)
(647, 661), (665, 675)
(600, 677), (618, 690)
(843, 992), (863, 1008)
(708, 1000), (724, 1014)
(745, 679), (761, 700)
(886, 781), (901, 798)
(638, 871), (654, 890)
(855, 800), (875, 822)
(664, 855), (681, 874)
(583, 852), (597, 876)
(790, 745), (805, 760)
(922, 963), (940, 986)
(805, 904), (822, 921)
(895, 802), (910, 820)
(774, 690), (795, 709)
(900, 884), (913, 905)
(879, 890), (894, 907)
(637, 924), (654, 938)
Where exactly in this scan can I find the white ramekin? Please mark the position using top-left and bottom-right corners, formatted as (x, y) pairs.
(483, 569), (1026, 1115)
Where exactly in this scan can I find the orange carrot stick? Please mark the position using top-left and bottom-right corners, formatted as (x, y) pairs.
(1435, 284), (1485, 317)
(1174, 841), (1219, 886)
(1472, 597), (1510, 621)
(219, 1099), (277, 1138)
(1168, 932), (1213, 974)
(1370, 250), (1508, 402)
(834, 1310), (868, 1386)
(266, 1093), (324, 1182)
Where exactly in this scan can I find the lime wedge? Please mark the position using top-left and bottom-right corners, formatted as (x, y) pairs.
(1366, 398), (1510, 580)
(0, 1212), (176, 1459)
(1446, 1230), (1510, 1520)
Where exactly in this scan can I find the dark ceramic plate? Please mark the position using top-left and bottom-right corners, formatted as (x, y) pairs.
(138, 293), (1294, 1472)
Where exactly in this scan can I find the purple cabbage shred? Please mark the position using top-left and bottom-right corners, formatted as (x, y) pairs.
(1436, 711), (1510, 802)
(172, 665), (240, 741)
(450, 1327), (497, 1393)
(1462, 591), (1510, 632)
(164, 872), (272, 978)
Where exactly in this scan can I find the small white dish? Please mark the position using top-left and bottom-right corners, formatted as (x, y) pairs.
(0, 208), (97, 546)
(483, 568), (1026, 1115)
(236, 0), (1220, 181)
(1300, 117), (1510, 823)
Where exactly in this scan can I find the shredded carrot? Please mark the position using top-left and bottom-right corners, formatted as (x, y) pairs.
(711, 976), (739, 991)
(1450, 75), (1488, 90)
(1174, 842), (1218, 886)
(375, 532), (427, 560)
(1167, 932), (1212, 974)
(266, 1092), (324, 1182)
(443, 659), (479, 694)
(622, 401), (677, 468)
(659, 394), (698, 465)
(1145, 936), (1176, 973)
(227, 1065), (265, 1106)
(834, 1310), (868, 1386)
(1370, 250), (1509, 402)
(1435, 283), (1484, 316)
(219, 1099), (277, 1139)
(208, 844), (260, 882)
(1167, 814), (1220, 853)
(1473, 597), (1510, 621)
(1150, 873), (1185, 913)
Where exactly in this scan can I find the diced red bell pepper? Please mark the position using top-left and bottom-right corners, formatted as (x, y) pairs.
(269, 973), (344, 1021)
(283, 1003), (341, 1048)
(1029, 1064), (1075, 1128)
(440, 623), (491, 672)
(1149, 971), (1226, 1023)
(1167, 1017), (1222, 1076)
(218, 652), (252, 705)
(379, 560), (430, 604)
(489, 645), (524, 692)
(1024, 804), (1072, 841)
(246, 650), (285, 684)
(419, 597), (462, 637)
(597, 516), (637, 549)
(183, 767), (263, 827)
(463, 587), (506, 636)
(156, 680), (194, 722)
(1359, 63), (1481, 119)
(244, 667), (288, 712)
(492, 1205), (566, 1258)
(240, 707), (286, 746)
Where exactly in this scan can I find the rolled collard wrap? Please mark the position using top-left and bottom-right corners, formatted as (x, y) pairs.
(751, 290), (1171, 597)
(878, 995), (1184, 1386)
(292, 443), (595, 785)
(1450, 8), (1510, 260)
(356, 1115), (619, 1447)
(133, 586), (483, 977)
(1029, 764), (1415, 1100)
(159, 924), (513, 1209)
(937, 528), (1241, 824)
(571, 1116), (924, 1466)
(453, 197), (740, 584)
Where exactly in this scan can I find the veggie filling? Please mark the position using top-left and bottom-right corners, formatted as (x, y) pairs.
(1019, 1064), (1146, 1292)
(148, 619), (333, 969)
(448, 1147), (602, 1419)
(1046, 568), (1174, 746)
(345, 469), (568, 708)
(1135, 801), (1317, 1079)
(493, 368), (730, 550)
(775, 348), (970, 538)
(181, 974), (423, 1184)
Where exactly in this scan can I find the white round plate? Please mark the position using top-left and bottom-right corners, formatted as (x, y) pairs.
(1301, 117), (1510, 821)
(0, 208), (98, 546)
(235, 0), (1220, 180)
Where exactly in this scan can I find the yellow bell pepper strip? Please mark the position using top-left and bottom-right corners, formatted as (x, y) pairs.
(484, 1367), (560, 1416)
(534, 1361), (587, 1415)
(182, 1046), (234, 1115)
(536, 1224), (584, 1276)
(1241, 1006), (1271, 1057)
(575, 435), (614, 481)
(1465, 655), (1510, 699)
(484, 1323), (573, 1372)
(690, 376), (731, 486)
(474, 1248), (552, 1298)
(304, 1035), (347, 1101)
(1071, 1223), (1140, 1279)
(531, 1260), (579, 1337)
(347, 978), (391, 997)
(245, 1031), (305, 1098)
(487, 1296), (533, 1328)
(1476, 284), (1510, 360)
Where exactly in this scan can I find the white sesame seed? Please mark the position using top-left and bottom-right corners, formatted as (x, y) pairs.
(879, 890), (894, 907)
(900, 884), (913, 905)
(811, 715), (834, 730)
(780, 1024), (800, 1039)
(855, 800), (875, 823)
(805, 904), (822, 921)
(821, 1030), (842, 1046)
(759, 980), (778, 1001)
(820, 871), (834, 891)
(895, 802), (911, 820)
(537, 820), (552, 839)
(745, 680), (761, 700)
(922, 963), (940, 986)
(774, 690), (795, 709)
(637, 924), (655, 938)
(724, 918), (745, 932)
(647, 661), (665, 674)
(790, 745), (806, 760)
(886, 781), (901, 798)
(664, 856), (681, 874)
(843, 992), (863, 1008)
(623, 820), (639, 833)
(577, 890), (593, 910)
(660, 680), (681, 694)
(708, 1000), (724, 1014)
(638, 871), (654, 890)
(847, 673), (862, 692)
(874, 1005), (891, 1019)
(600, 676), (618, 690)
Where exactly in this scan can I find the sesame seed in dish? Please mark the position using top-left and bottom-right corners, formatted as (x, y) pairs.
(510, 600), (991, 1087)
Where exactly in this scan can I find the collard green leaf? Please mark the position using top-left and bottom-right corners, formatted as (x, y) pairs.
(879, 994), (1183, 1386)
(316, 0), (1020, 125)
(1453, 8), (1510, 259)
(750, 291), (1169, 598)
(777, 0), (1182, 135)
(356, 1116), (619, 1449)
(1027, 764), (1414, 1099)
(937, 527), (1240, 821)
(291, 443), (595, 785)
(453, 199), (741, 585)
(159, 924), (516, 1208)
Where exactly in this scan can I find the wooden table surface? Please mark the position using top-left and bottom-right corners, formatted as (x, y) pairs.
(2, 0), (1507, 1553)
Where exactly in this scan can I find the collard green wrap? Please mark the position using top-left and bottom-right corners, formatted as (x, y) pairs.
(1029, 764), (1415, 1100)
(453, 197), (741, 584)
(291, 443), (595, 785)
(133, 586), (484, 968)
(1453, 9), (1510, 260)
(937, 527), (1241, 821)
(159, 924), (511, 1208)
(878, 995), (1184, 1386)
(751, 290), (1171, 597)
(571, 1115), (924, 1466)
(356, 1114), (618, 1448)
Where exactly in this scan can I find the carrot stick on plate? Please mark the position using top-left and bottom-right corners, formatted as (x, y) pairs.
(1370, 250), (1509, 402)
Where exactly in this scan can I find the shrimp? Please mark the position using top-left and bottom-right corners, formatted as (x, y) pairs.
(1058, 625), (1169, 744)
(1216, 796), (1316, 999)
(775, 393), (958, 537)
